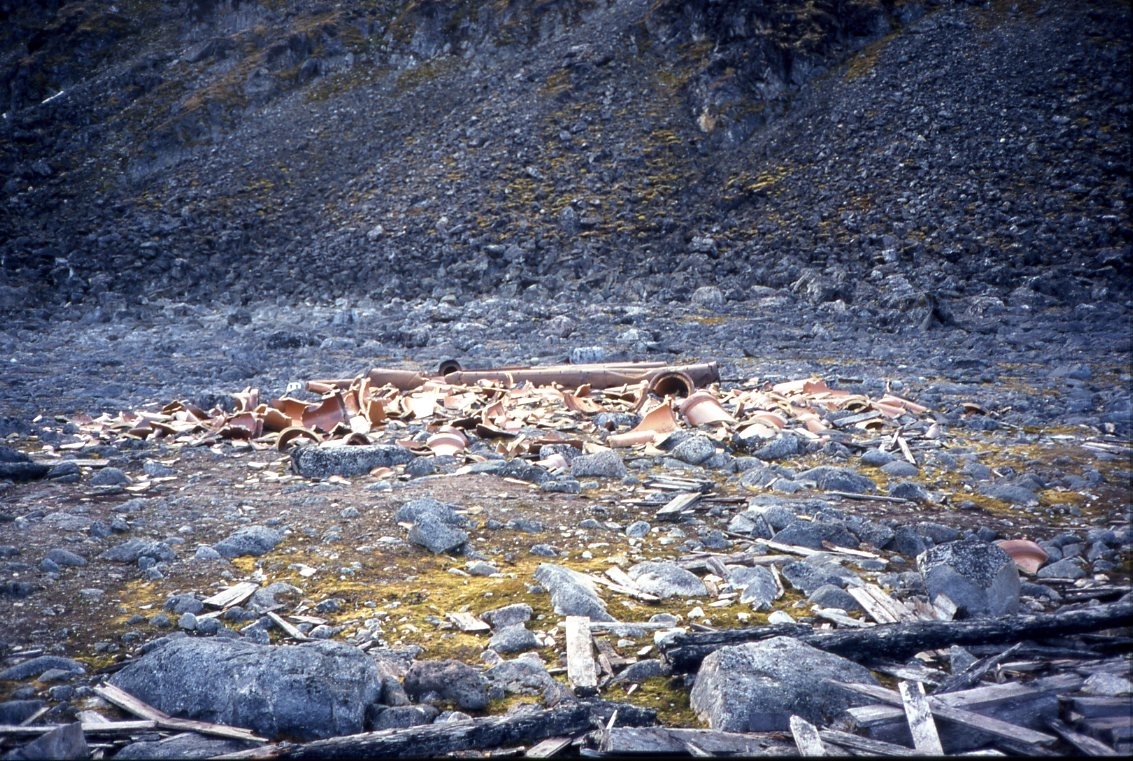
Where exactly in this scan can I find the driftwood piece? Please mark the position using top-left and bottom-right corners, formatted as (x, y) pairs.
(1065, 695), (1133, 720)
(789, 715), (827, 756)
(847, 672), (1083, 730)
(655, 492), (702, 521)
(588, 726), (783, 756)
(899, 681), (943, 754)
(202, 581), (260, 609)
(92, 683), (266, 743)
(934, 642), (1023, 694)
(243, 704), (596, 760)
(565, 616), (599, 697)
(265, 611), (311, 641)
(846, 584), (909, 624)
(1048, 718), (1120, 757)
(818, 728), (932, 756)
(833, 680), (1058, 748)
(524, 735), (577, 758)
(0, 720), (157, 736)
(447, 612), (490, 633)
(661, 600), (1133, 673)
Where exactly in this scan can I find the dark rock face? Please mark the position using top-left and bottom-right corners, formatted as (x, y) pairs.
(403, 659), (489, 712)
(689, 636), (880, 732)
(0, 0), (1126, 313)
(107, 638), (382, 741)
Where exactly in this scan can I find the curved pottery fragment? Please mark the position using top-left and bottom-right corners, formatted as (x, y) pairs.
(994, 539), (1049, 575)
(679, 390), (735, 426)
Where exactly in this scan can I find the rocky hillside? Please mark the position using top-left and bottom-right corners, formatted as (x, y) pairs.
(1, 0), (1129, 314)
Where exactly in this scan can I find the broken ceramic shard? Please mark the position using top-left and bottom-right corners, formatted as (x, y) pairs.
(994, 539), (1049, 575)
(679, 390), (736, 427)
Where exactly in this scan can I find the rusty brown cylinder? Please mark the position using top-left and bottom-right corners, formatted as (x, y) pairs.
(648, 370), (696, 398)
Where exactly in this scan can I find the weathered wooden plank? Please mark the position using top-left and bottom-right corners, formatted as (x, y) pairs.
(265, 611), (311, 641)
(592, 637), (627, 675)
(202, 581), (260, 609)
(447, 611), (490, 633)
(789, 715), (827, 756)
(524, 735), (575, 758)
(603, 566), (637, 590)
(0, 721), (157, 736)
(862, 583), (919, 622)
(832, 680), (1057, 747)
(818, 728), (925, 756)
(92, 683), (266, 742)
(565, 616), (599, 697)
(655, 492), (701, 520)
(760, 539), (820, 557)
(847, 586), (901, 624)
(874, 662), (946, 688)
(1048, 718), (1120, 757)
(813, 607), (873, 628)
(661, 599), (1133, 672)
(848, 673), (1082, 729)
(586, 573), (661, 602)
(900, 681), (943, 754)
(233, 703), (595, 760)
(1065, 696), (1133, 720)
(935, 642), (1023, 694)
(593, 726), (782, 756)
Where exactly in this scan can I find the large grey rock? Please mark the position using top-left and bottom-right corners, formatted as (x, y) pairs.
(407, 515), (469, 554)
(291, 444), (413, 478)
(487, 624), (540, 654)
(0, 446), (50, 482)
(395, 497), (464, 526)
(771, 519), (859, 550)
(107, 638), (381, 741)
(1037, 557), (1087, 580)
(611, 658), (670, 685)
(98, 539), (177, 564)
(533, 563), (614, 622)
(481, 603), (532, 629)
(979, 483), (1039, 506)
(627, 561), (708, 599)
(43, 548), (87, 567)
(727, 566), (780, 610)
(917, 538), (1020, 617)
(780, 554), (862, 595)
(669, 435), (717, 465)
(2, 722), (86, 760)
(795, 466), (877, 494)
(114, 734), (256, 759)
(690, 637), (880, 732)
(483, 652), (572, 704)
(0, 701), (45, 725)
(403, 659), (488, 711)
(0, 656), (86, 681)
(570, 449), (627, 479)
(751, 434), (799, 461)
(213, 525), (284, 559)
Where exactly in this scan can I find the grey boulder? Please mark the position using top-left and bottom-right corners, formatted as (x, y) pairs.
(917, 538), (1021, 617)
(107, 638), (381, 741)
(570, 449), (627, 479)
(533, 563), (614, 622)
(627, 561), (708, 599)
(408, 515), (469, 554)
(291, 444), (413, 478)
(690, 636), (880, 732)
(403, 659), (488, 711)
(213, 525), (284, 559)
